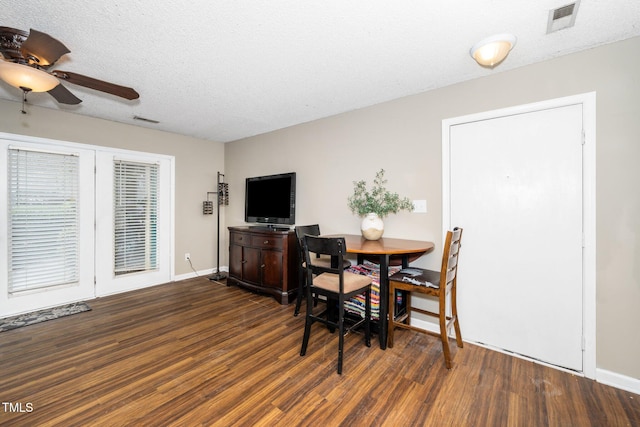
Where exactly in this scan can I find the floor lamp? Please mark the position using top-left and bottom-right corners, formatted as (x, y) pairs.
(210, 172), (228, 281)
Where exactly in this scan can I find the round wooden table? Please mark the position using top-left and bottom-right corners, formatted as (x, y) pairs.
(325, 234), (435, 349)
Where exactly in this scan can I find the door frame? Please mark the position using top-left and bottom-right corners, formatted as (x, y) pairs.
(441, 92), (596, 379)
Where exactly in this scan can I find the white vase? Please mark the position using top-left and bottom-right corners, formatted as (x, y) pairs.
(361, 213), (384, 240)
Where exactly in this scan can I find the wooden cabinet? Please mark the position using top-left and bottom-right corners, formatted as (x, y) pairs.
(227, 226), (298, 304)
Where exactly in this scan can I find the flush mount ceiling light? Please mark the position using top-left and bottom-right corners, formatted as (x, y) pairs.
(0, 61), (59, 92)
(470, 34), (517, 68)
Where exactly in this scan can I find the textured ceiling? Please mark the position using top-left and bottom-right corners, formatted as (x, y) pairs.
(1, 1), (639, 143)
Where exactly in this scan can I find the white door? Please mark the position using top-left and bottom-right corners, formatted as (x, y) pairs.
(0, 139), (95, 317)
(447, 103), (585, 371)
(95, 151), (173, 296)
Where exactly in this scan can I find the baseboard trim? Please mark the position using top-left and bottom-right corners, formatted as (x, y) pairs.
(174, 267), (228, 282)
(596, 368), (640, 395)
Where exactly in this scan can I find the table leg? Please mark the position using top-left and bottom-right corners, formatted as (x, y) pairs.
(401, 255), (409, 269)
(378, 254), (390, 349)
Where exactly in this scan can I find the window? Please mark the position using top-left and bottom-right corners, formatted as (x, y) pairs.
(8, 148), (80, 293)
(113, 160), (159, 275)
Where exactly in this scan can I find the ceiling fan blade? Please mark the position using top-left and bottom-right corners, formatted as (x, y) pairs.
(52, 70), (139, 100)
(0, 27), (29, 61)
(21, 29), (70, 66)
(47, 84), (82, 105)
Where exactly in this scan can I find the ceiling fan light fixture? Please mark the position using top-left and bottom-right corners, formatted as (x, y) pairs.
(470, 34), (517, 68)
(0, 61), (59, 92)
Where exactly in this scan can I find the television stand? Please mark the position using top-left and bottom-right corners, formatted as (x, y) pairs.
(227, 226), (298, 304)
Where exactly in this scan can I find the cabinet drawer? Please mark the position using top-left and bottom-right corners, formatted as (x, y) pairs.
(251, 235), (284, 249)
(231, 232), (249, 245)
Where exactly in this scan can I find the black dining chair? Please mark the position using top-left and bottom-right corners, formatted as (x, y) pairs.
(293, 224), (351, 316)
(300, 235), (373, 374)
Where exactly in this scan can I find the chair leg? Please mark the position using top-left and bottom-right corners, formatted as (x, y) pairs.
(387, 283), (395, 348)
(451, 289), (463, 349)
(365, 288), (371, 348)
(453, 315), (463, 349)
(294, 268), (304, 316)
(300, 289), (314, 356)
(337, 297), (345, 375)
(439, 297), (453, 369)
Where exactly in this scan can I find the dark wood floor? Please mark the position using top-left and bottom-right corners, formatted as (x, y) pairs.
(1, 277), (638, 426)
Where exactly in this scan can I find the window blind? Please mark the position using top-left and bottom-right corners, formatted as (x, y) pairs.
(8, 149), (80, 293)
(114, 160), (158, 275)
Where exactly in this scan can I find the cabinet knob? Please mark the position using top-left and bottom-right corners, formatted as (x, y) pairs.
(264, 240), (269, 244)
(261, 264), (265, 268)
(241, 260), (247, 264)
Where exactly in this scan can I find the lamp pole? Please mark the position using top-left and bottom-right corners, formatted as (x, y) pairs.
(210, 171), (228, 281)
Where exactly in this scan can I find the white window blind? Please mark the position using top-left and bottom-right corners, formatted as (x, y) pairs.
(114, 160), (158, 275)
(8, 148), (80, 293)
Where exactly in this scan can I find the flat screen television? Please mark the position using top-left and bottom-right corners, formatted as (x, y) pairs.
(245, 172), (296, 226)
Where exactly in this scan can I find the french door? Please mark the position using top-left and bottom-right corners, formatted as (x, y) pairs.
(95, 151), (173, 296)
(1, 134), (174, 317)
(0, 138), (95, 317)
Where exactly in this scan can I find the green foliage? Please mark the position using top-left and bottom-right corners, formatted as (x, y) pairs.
(347, 169), (414, 218)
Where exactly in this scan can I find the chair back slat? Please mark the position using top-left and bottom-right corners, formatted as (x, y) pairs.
(441, 227), (463, 288)
(447, 253), (459, 270)
(450, 241), (461, 256)
(303, 235), (346, 275)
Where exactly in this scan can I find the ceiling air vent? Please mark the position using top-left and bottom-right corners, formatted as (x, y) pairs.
(547, 1), (580, 34)
(133, 115), (160, 124)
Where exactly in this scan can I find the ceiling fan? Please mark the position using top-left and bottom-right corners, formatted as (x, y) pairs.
(0, 26), (139, 109)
